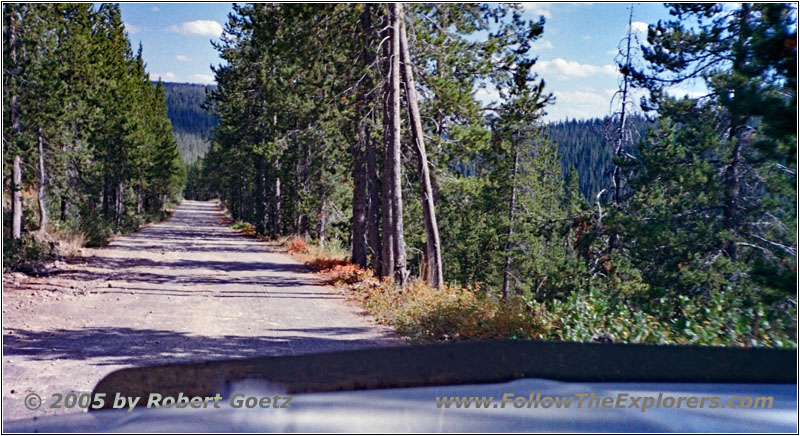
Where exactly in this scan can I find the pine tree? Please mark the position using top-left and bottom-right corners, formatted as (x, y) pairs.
(621, 3), (796, 304)
(3, 4), (186, 254)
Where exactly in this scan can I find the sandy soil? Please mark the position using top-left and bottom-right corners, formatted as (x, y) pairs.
(2, 200), (401, 421)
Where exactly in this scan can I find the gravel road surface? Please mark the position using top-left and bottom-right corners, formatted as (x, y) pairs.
(2, 200), (400, 421)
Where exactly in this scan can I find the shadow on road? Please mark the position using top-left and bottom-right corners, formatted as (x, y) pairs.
(3, 326), (389, 366)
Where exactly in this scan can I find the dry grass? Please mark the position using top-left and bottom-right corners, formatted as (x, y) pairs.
(231, 221), (258, 237)
(224, 220), (547, 344)
(352, 280), (545, 342)
(53, 231), (86, 259)
(286, 236), (307, 254)
(273, 234), (545, 343)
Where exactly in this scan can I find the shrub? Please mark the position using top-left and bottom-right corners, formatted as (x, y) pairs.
(353, 280), (544, 342)
(287, 236), (307, 254)
(324, 263), (373, 285)
(3, 233), (57, 274)
(306, 256), (347, 271)
(231, 221), (257, 236)
(81, 215), (114, 247)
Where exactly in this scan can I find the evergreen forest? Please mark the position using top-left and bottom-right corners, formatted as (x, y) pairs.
(5, 3), (797, 347)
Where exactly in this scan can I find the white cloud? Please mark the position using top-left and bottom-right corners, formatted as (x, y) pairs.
(474, 87), (502, 107)
(151, 7), (160, 12)
(150, 72), (178, 82)
(176, 55), (191, 62)
(583, 35), (592, 40)
(630, 21), (649, 34)
(520, 3), (552, 19)
(554, 90), (608, 106)
(533, 58), (618, 79)
(547, 89), (610, 120)
(124, 22), (142, 34)
(169, 20), (223, 37)
(664, 86), (706, 99)
(531, 39), (553, 50)
(189, 74), (215, 85)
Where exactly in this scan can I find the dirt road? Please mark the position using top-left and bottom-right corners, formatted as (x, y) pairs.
(2, 200), (401, 421)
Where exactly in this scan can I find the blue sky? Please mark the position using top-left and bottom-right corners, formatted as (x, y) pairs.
(120, 2), (697, 121)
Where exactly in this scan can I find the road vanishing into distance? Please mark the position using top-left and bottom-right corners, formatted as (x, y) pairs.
(2, 200), (401, 420)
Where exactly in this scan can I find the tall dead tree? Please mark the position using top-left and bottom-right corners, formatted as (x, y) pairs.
(388, 2), (407, 285)
(603, 4), (639, 253)
(380, 9), (395, 279)
(611, 5), (635, 206)
(255, 147), (268, 235)
(351, 4), (372, 268)
(366, 110), (382, 272)
(12, 155), (22, 239)
(37, 126), (48, 233)
(6, 7), (23, 239)
(352, 128), (369, 266)
(398, 6), (443, 288)
(272, 172), (281, 237)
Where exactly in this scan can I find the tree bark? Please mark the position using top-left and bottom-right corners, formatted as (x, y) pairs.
(367, 116), (382, 272)
(256, 156), (267, 234)
(389, 3), (407, 285)
(317, 201), (327, 250)
(612, 5), (634, 206)
(7, 6), (23, 239)
(116, 181), (124, 227)
(61, 195), (68, 221)
(352, 126), (369, 267)
(399, 9), (443, 288)
(351, 4), (372, 268)
(380, 10), (395, 279)
(37, 128), (48, 234)
(12, 155), (23, 239)
(273, 172), (281, 237)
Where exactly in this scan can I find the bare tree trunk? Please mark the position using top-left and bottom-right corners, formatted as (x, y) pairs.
(8, 7), (23, 240)
(239, 173), (245, 220)
(399, 9), (443, 288)
(612, 6), (634, 207)
(102, 175), (111, 220)
(136, 180), (143, 214)
(389, 3), (407, 285)
(116, 181), (124, 227)
(61, 195), (68, 221)
(256, 156), (267, 234)
(351, 4), (372, 268)
(229, 183), (238, 220)
(501, 145), (520, 300)
(607, 6), (635, 254)
(299, 146), (311, 239)
(12, 155), (22, 239)
(37, 128), (48, 234)
(359, 6), (382, 273)
(273, 172), (281, 237)
(317, 201), (327, 250)
(367, 113), (382, 272)
(380, 10), (395, 279)
(352, 126), (369, 266)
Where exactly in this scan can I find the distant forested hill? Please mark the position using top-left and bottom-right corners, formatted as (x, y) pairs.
(548, 117), (651, 201)
(159, 82), (218, 163)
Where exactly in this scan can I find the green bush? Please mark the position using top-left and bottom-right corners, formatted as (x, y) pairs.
(3, 233), (57, 273)
(80, 215), (114, 247)
(534, 287), (797, 348)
